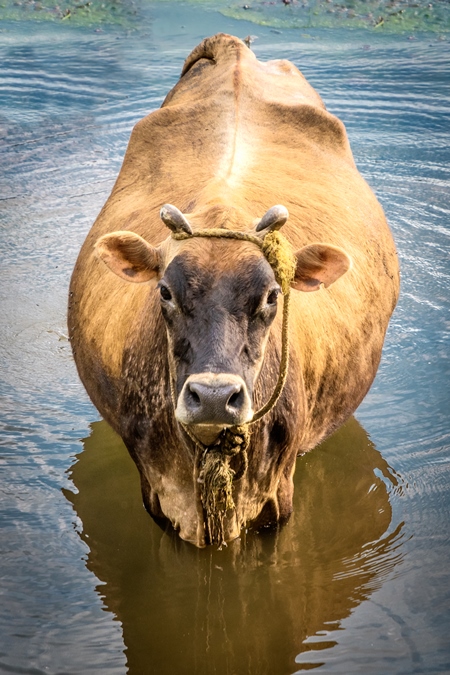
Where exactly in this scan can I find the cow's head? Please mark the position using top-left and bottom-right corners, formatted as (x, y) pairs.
(95, 204), (351, 445)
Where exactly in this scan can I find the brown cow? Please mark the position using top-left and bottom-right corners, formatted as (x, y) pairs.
(68, 34), (399, 547)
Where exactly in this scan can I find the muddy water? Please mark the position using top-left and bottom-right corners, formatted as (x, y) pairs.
(1, 4), (449, 674)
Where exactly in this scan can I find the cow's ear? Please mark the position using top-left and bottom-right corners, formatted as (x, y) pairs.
(292, 243), (352, 292)
(95, 231), (159, 283)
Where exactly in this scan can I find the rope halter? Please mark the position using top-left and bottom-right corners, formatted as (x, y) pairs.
(161, 204), (297, 546)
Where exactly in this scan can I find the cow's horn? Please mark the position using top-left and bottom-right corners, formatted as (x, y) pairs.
(255, 205), (289, 233)
(160, 204), (193, 235)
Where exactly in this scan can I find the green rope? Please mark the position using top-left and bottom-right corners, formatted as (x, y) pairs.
(171, 227), (296, 546)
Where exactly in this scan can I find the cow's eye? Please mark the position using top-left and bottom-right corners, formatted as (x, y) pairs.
(159, 284), (172, 302)
(266, 289), (280, 306)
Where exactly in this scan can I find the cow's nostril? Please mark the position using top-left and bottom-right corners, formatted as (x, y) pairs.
(187, 386), (201, 407)
(227, 390), (241, 409)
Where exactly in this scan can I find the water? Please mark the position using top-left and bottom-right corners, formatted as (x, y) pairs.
(1, 4), (449, 673)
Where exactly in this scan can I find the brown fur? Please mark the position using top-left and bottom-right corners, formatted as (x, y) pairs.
(68, 34), (399, 545)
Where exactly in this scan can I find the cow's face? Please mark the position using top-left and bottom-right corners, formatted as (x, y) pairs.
(157, 241), (280, 442)
(95, 204), (351, 444)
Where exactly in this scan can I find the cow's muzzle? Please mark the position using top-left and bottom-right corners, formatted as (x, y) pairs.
(175, 373), (253, 443)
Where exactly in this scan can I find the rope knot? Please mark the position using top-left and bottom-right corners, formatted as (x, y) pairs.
(220, 425), (250, 456)
(261, 230), (297, 295)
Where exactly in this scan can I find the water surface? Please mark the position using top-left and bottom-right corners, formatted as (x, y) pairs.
(1, 5), (449, 674)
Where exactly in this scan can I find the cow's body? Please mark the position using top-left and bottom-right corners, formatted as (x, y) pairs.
(68, 34), (399, 546)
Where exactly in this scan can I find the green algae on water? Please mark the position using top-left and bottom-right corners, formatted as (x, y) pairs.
(0, 0), (140, 28)
(223, 0), (450, 33)
(156, 0), (449, 33)
(0, 0), (448, 32)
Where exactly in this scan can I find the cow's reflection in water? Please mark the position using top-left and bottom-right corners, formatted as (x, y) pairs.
(65, 417), (403, 675)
